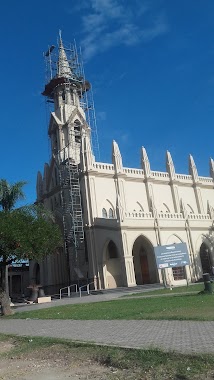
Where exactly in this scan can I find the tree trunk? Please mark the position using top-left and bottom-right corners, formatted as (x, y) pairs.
(0, 289), (14, 316)
(0, 257), (13, 316)
(5, 265), (9, 297)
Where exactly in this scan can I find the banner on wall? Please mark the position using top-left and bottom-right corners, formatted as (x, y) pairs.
(154, 242), (190, 269)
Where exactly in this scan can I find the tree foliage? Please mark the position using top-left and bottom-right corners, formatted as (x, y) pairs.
(0, 179), (27, 211)
(0, 205), (62, 263)
(0, 179), (62, 315)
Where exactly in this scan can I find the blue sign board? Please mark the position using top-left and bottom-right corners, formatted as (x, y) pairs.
(0, 258), (29, 267)
(154, 243), (190, 269)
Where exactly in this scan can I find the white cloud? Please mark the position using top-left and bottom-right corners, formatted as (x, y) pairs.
(82, 13), (105, 32)
(141, 14), (168, 42)
(91, 0), (127, 19)
(76, 0), (168, 60)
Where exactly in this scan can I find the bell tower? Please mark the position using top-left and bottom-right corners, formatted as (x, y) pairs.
(42, 31), (91, 163)
(41, 32), (97, 285)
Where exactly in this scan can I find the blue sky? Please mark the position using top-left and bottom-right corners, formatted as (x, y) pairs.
(1, 0), (214, 204)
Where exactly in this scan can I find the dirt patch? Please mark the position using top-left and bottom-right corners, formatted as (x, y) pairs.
(0, 338), (214, 380)
(0, 358), (111, 379)
(0, 341), (15, 354)
(0, 341), (121, 380)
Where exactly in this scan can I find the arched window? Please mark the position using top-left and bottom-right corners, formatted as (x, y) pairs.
(102, 208), (107, 218)
(107, 241), (118, 259)
(109, 208), (114, 218)
(74, 120), (81, 143)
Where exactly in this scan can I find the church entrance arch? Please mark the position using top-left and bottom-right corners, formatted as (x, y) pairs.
(132, 236), (158, 285)
(200, 242), (212, 275)
(103, 240), (123, 289)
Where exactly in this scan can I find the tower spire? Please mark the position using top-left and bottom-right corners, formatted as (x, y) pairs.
(57, 31), (72, 79)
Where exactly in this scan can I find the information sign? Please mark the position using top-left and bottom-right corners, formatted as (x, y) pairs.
(154, 243), (190, 269)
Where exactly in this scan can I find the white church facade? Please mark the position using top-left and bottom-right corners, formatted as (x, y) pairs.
(31, 35), (214, 293)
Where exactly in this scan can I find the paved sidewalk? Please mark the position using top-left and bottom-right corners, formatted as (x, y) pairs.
(0, 318), (213, 355)
(13, 292), (125, 313)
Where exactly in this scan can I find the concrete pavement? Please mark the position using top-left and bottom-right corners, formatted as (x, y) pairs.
(0, 318), (212, 354)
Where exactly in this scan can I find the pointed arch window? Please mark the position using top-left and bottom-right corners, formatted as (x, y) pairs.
(102, 208), (107, 218)
(109, 208), (114, 219)
(107, 240), (118, 259)
(74, 120), (81, 143)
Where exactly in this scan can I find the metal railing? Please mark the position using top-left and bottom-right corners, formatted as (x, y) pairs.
(59, 283), (78, 300)
(79, 282), (94, 298)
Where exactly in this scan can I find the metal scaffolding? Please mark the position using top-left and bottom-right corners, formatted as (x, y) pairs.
(55, 145), (84, 283)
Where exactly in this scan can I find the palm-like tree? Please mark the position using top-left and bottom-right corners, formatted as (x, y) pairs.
(0, 179), (26, 211)
(0, 179), (26, 313)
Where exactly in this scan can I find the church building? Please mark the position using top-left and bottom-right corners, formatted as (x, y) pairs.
(31, 35), (214, 294)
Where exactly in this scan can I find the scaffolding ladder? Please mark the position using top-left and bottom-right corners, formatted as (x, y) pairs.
(56, 151), (84, 283)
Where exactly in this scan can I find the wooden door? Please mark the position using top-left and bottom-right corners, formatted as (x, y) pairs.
(140, 255), (150, 284)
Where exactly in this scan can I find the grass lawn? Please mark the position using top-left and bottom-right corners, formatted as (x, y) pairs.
(123, 283), (204, 297)
(1, 333), (214, 379)
(8, 291), (214, 321)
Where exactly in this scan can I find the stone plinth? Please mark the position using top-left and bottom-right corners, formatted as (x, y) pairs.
(37, 296), (51, 304)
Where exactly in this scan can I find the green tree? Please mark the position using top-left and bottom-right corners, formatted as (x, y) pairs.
(0, 179), (27, 301)
(0, 180), (62, 315)
(0, 179), (26, 212)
